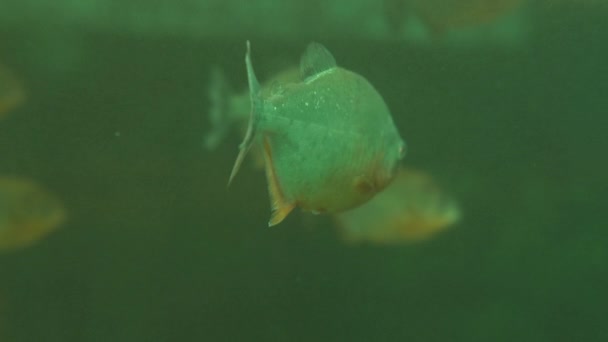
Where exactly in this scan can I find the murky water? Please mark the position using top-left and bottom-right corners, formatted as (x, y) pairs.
(0, 1), (606, 341)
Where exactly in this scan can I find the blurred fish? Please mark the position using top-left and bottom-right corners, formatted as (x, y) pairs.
(209, 41), (405, 226)
(386, 0), (525, 36)
(415, 0), (524, 34)
(0, 63), (26, 120)
(0, 0), (533, 44)
(0, 177), (66, 252)
(334, 168), (460, 245)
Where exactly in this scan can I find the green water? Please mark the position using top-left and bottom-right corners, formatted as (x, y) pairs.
(0, 2), (606, 341)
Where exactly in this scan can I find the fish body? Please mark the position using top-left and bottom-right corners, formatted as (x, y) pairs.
(0, 177), (66, 252)
(229, 42), (405, 226)
(335, 168), (460, 245)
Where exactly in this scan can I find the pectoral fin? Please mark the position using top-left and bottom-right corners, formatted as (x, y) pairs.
(262, 136), (294, 227)
(228, 41), (263, 186)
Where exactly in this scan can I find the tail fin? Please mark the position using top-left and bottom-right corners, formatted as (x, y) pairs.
(204, 66), (234, 150)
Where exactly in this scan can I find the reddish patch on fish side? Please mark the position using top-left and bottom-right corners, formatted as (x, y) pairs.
(354, 177), (375, 195)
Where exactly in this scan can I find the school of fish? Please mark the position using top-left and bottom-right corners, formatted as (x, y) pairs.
(2, 40), (462, 250)
(206, 41), (461, 242)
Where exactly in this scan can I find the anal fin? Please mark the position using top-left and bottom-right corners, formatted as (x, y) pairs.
(262, 136), (294, 227)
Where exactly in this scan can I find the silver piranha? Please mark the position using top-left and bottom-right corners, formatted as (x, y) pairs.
(223, 41), (405, 227)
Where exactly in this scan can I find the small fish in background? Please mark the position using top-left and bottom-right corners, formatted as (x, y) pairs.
(412, 0), (525, 34)
(0, 176), (66, 252)
(0, 63), (26, 121)
(207, 41), (406, 226)
(334, 168), (461, 245)
(384, 0), (526, 40)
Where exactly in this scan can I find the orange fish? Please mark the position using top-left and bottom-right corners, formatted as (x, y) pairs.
(334, 168), (460, 245)
(386, 0), (525, 35)
(0, 177), (66, 252)
(0, 63), (26, 120)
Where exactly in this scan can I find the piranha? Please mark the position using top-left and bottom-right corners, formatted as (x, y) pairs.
(0, 63), (26, 121)
(0, 176), (66, 252)
(334, 168), (461, 245)
(210, 41), (406, 226)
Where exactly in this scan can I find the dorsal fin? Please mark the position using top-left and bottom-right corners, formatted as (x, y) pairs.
(299, 42), (337, 81)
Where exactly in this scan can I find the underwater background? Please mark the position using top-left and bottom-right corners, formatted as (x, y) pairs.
(0, 0), (607, 341)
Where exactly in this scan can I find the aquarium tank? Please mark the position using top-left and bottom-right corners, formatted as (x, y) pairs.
(0, 0), (606, 341)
